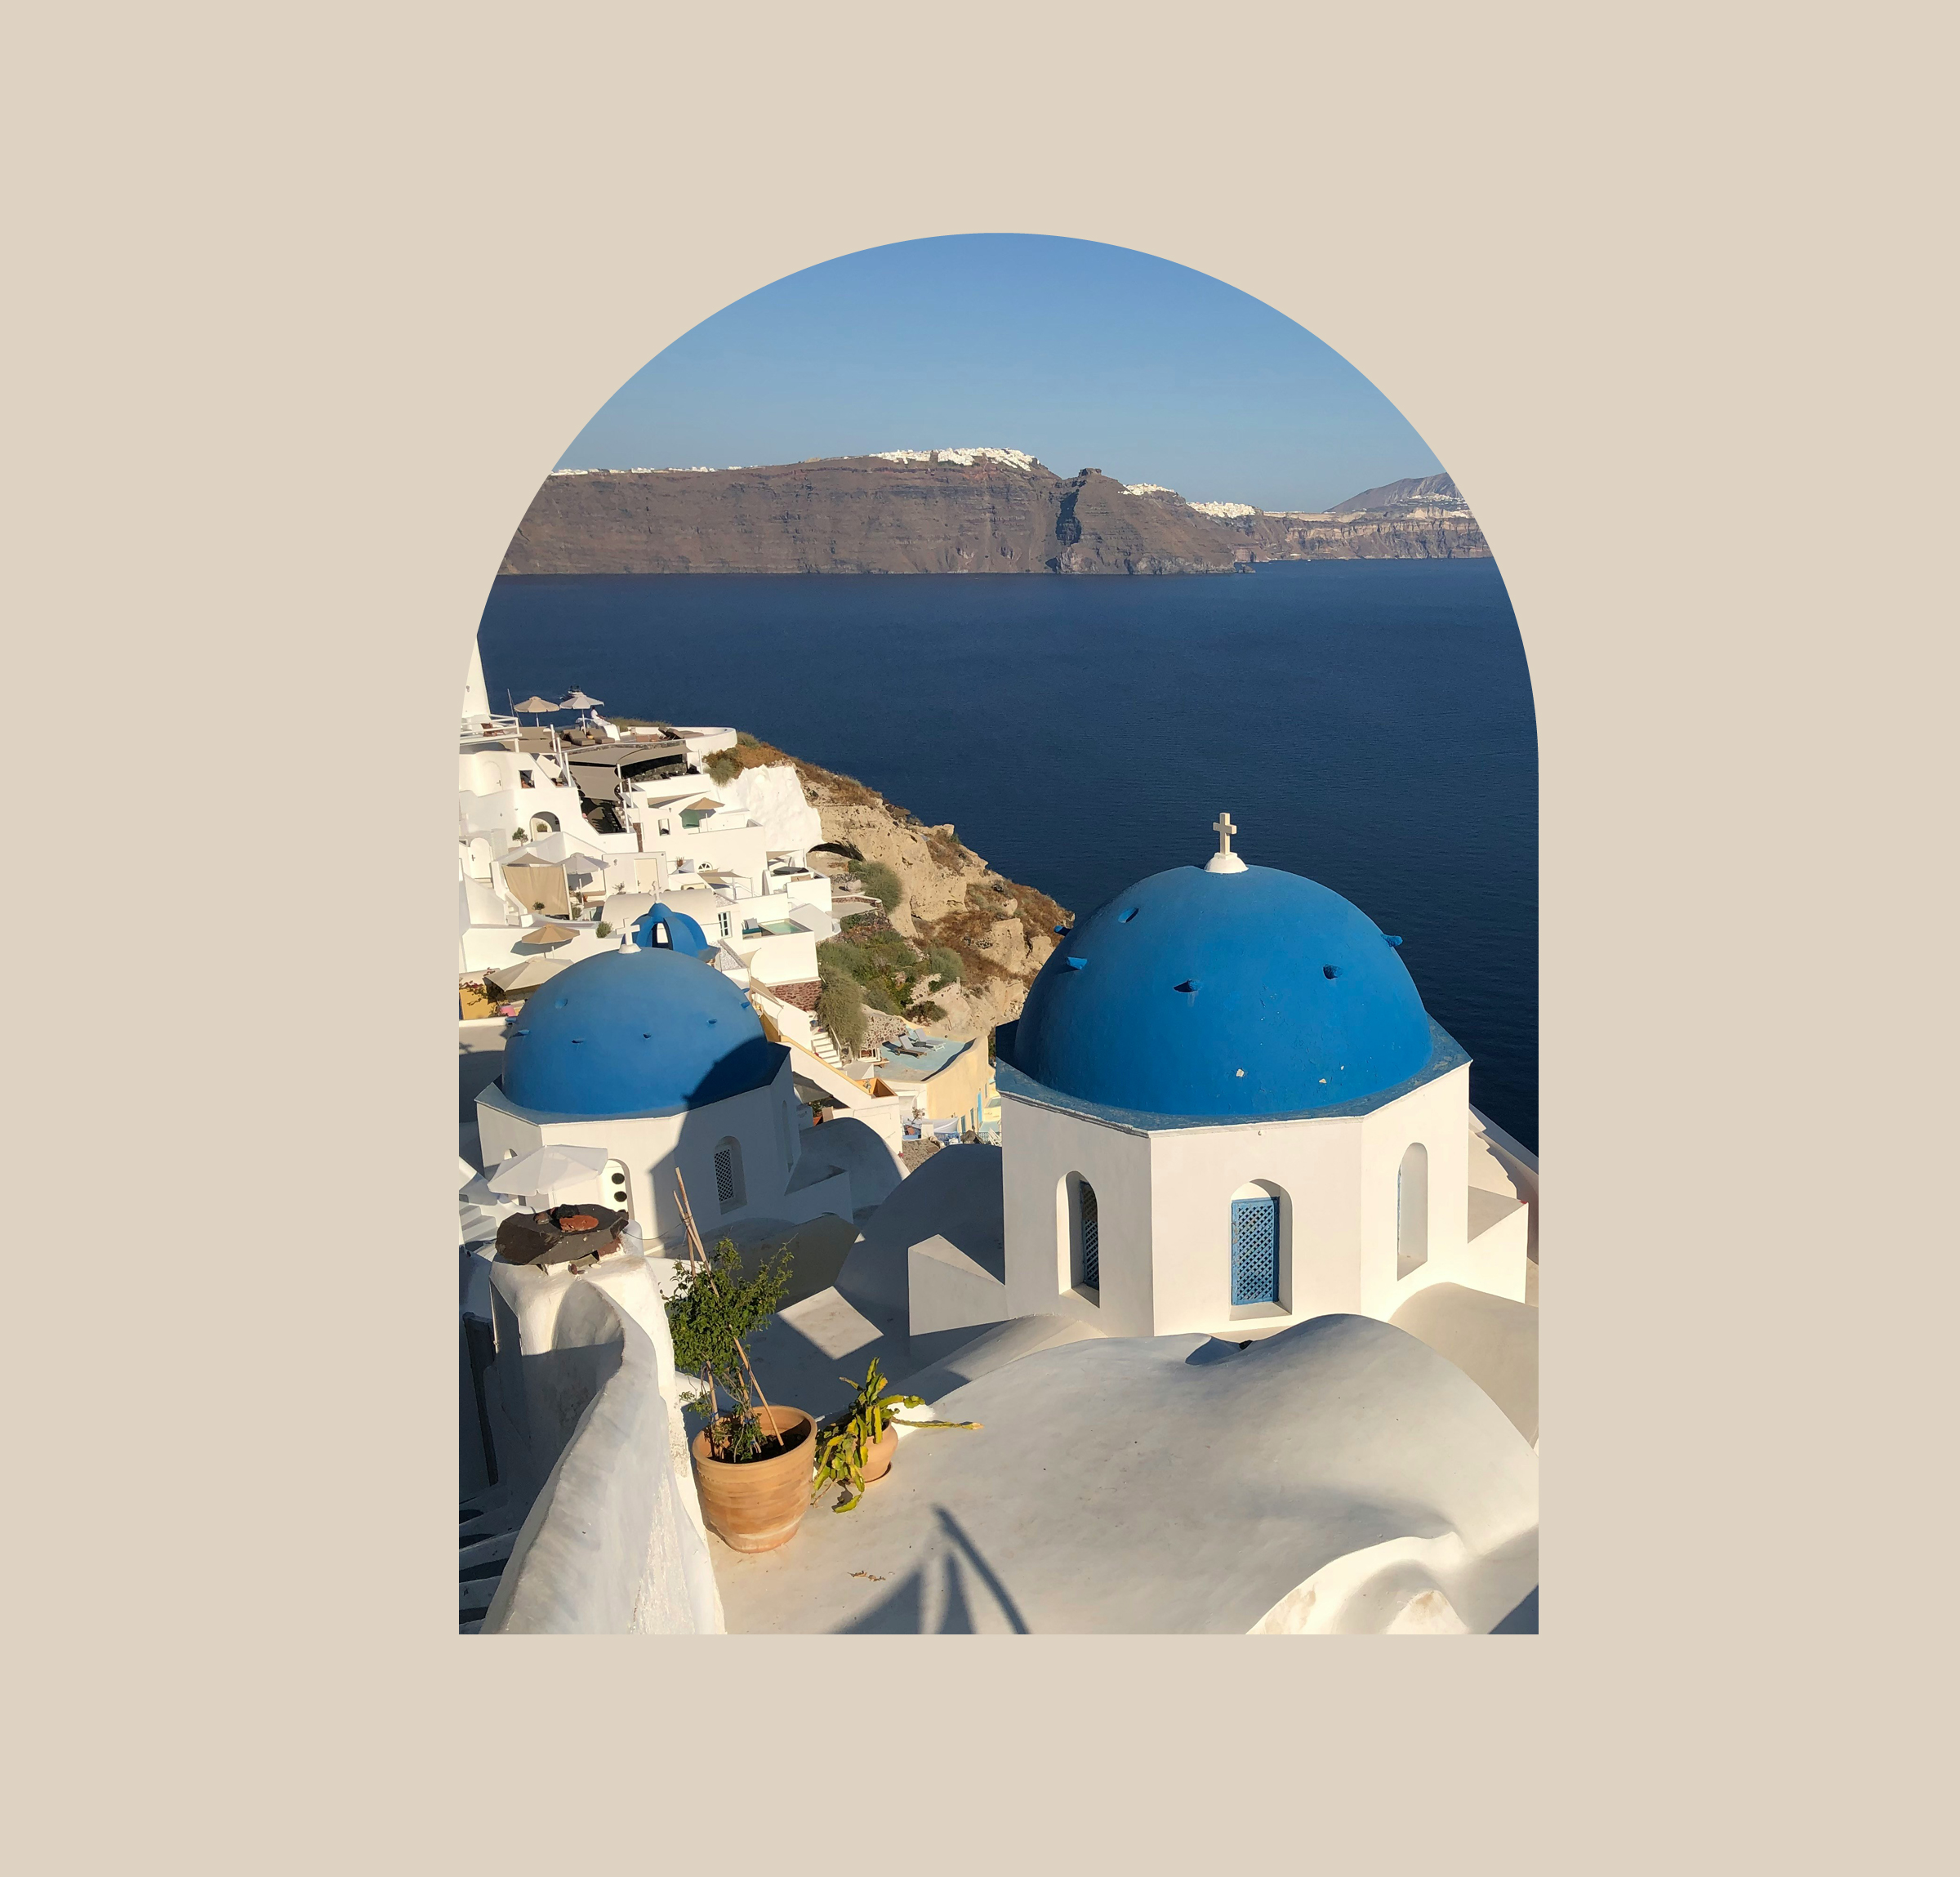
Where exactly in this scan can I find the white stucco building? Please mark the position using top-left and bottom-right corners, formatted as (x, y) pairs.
(966, 819), (1532, 1344)
(457, 643), (836, 993)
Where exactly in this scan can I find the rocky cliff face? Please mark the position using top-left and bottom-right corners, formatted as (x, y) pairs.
(712, 735), (1067, 1041)
(501, 453), (1489, 575)
(1243, 508), (1490, 560)
(1247, 470), (1488, 558)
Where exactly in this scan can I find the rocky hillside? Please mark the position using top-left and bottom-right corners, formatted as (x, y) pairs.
(710, 733), (1068, 1041)
(501, 453), (1488, 575)
(1240, 470), (1486, 559)
(1328, 473), (1465, 514)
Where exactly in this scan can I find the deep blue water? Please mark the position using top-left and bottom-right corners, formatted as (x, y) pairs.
(478, 559), (1537, 1150)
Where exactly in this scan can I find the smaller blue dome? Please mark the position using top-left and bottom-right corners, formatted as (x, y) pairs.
(631, 901), (710, 955)
(501, 948), (779, 1118)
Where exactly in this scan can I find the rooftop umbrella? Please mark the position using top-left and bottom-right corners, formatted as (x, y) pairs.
(506, 831), (605, 867)
(483, 954), (571, 992)
(514, 922), (582, 946)
(560, 689), (604, 710)
(512, 695), (559, 714)
(486, 1144), (612, 1209)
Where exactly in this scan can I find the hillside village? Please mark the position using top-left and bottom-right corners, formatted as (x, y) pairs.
(458, 658), (1061, 1157)
(456, 642), (1541, 1637)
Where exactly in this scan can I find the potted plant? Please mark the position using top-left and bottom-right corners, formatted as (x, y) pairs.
(809, 1357), (978, 1514)
(665, 1183), (813, 1552)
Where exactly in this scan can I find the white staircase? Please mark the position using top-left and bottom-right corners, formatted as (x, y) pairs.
(809, 1024), (846, 1069)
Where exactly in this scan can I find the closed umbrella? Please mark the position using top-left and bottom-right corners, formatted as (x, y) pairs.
(487, 1144), (612, 1210)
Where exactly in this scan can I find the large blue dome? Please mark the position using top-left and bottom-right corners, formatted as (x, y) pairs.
(500, 948), (781, 1119)
(1001, 864), (1437, 1120)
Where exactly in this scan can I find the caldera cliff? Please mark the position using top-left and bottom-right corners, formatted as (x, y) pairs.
(500, 454), (1488, 576)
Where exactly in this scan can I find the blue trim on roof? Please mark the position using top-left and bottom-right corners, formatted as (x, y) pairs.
(992, 1015), (1469, 1134)
(478, 1046), (791, 1126)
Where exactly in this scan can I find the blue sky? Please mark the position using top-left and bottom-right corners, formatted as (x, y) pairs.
(555, 234), (1443, 514)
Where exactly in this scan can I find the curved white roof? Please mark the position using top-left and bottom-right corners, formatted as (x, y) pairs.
(716, 1313), (1537, 1634)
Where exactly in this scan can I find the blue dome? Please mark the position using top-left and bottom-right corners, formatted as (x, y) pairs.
(501, 948), (780, 1119)
(1002, 864), (1436, 1120)
(630, 901), (710, 955)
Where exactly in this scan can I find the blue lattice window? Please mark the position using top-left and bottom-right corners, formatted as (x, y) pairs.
(1231, 1196), (1279, 1306)
(1079, 1181), (1099, 1291)
(713, 1139), (745, 1214)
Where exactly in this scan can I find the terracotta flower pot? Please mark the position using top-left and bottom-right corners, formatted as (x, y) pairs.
(691, 1406), (816, 1553)
(860, 1424), (898, 1486)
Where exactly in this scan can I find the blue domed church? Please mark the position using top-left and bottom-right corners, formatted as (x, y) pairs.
(988, 817), (1530, 1340)
(475, 932), (857, 1253)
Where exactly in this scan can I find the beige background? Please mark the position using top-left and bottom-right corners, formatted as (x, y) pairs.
(11, 0), (1948, 1864)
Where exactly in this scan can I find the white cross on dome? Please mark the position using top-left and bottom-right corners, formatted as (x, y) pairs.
(1205, 811), (1247, 874)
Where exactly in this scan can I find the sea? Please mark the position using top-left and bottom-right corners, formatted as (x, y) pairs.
(478, 557), (1538, 1151)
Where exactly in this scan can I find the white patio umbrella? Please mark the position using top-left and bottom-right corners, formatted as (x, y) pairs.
(560, 689), (604, 711)
(511, 831), (608, 868)
(486, 1144), (612, 1210)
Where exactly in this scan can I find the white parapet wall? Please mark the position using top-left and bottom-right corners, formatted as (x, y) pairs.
(480, 1247), (724, 1634)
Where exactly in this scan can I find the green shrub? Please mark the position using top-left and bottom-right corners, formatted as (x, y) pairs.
(924, 944), (963, 984)
(821, 931), (921, 1022)
(705, 751), (741, 784)
(594, 921), (612, 938)
(817, 970), (867, 1051)
(821, 934), (917, 977)
(856, 859), (903, 912)
(815, 940), (871, 989)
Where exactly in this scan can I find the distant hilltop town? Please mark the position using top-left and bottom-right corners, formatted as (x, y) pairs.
(502, 453), (1489, 576)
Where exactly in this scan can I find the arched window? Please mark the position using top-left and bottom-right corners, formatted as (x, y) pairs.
(1061, 1174), (1100, 1299)
(1397, 1143), (1429, 1279)
(1230, 1188), (1280, 1306)
(713, 1137), (746, 1214)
